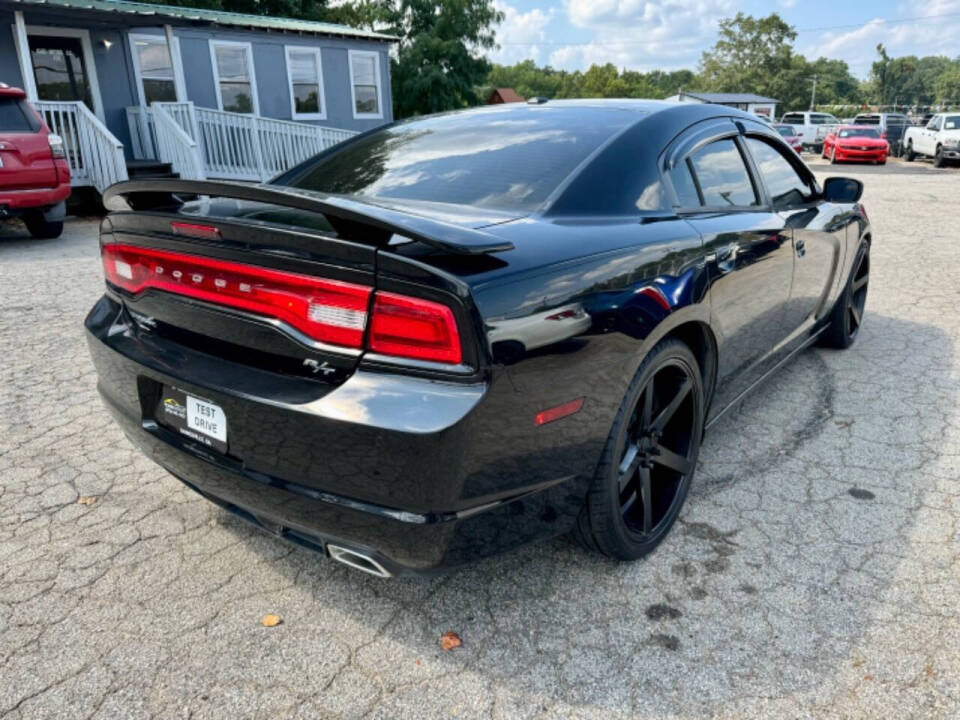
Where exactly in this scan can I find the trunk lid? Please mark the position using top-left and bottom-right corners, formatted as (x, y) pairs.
(100, 180), (500, 389)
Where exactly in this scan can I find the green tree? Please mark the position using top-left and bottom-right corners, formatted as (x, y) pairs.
(383, 0), (502, 117)
(698, 13), (796, 95)
(935, 63), (960, 105)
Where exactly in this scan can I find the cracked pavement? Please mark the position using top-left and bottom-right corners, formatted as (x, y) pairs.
(1, 158), (959, 719)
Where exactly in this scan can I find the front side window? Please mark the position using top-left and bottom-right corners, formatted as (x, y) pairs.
(349, 51), (381, 118)
(745, 138), (811, 210)
(131, 35), (178, 105)
(211, 42), (257, 114)
(687, 139), (758, 207)
(286, 47), (324, 119)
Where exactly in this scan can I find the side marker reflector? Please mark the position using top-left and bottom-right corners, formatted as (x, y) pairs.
(535, 397), (584, 426)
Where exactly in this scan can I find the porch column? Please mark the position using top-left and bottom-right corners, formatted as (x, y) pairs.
(164, 24), (186, 102)
(13, 11), (38, 101)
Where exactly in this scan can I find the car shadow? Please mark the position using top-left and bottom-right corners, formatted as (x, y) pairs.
(211, 311), (952, 714)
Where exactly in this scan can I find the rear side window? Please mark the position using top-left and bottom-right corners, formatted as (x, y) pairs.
(668, 160), (701, 207)
(281, 106), (639, 212)
(745, 138), (811, 210)
(0, 97), (42, 132)
(688, 139), (758, 208)
(946, 116), (960, 130)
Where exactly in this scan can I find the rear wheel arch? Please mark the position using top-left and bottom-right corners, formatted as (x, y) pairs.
(657, 321), (718, 413)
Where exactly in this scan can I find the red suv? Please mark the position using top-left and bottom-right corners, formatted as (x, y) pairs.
(0, 84), (71, 238)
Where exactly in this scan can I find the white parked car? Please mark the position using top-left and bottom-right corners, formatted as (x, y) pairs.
(903, 113), (960, 167)
(778, 111), (841, 151)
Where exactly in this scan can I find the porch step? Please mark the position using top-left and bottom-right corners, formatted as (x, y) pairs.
(126, 160), (178, 179)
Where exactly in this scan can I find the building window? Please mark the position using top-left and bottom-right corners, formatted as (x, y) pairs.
(210, 41), (258, 114)
(285, 47), (325, 119)
(129, 34), (180, 105)
(348, 50), (382, 119)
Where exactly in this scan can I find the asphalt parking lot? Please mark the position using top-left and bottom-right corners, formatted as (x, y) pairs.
(2, 156), (959, 719)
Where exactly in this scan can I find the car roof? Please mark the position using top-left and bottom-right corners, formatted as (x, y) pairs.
(0, 83), (27, 99)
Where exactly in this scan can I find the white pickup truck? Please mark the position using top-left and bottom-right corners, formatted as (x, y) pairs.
(903, 113), (960, 167)
(778, 111), (841, 151)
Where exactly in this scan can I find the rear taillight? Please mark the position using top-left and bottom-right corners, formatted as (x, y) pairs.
(101, 244), (464, 366)
(48, 133), (65, 159)
(369, 292), (462, 365)
(102, 244), (370, 347)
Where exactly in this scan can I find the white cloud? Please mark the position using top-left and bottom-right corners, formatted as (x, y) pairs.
(548, 0), (732, 71)
(799, 0), (960, 77)
(489, 1), (555, 65)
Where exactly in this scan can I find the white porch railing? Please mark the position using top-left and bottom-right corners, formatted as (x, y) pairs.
(35, 101), (128, 194)
(152, 103), (205, 181)
(125, 102), (357, 182)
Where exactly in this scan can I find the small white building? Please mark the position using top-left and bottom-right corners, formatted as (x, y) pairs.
(665, 91), (779, 120)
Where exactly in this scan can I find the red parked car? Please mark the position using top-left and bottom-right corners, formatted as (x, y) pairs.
(773, 123), (803, 153)
(822, 125), (889, 165)
(0, 83), (71, 238)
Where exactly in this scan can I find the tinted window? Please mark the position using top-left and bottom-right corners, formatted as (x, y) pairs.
(854, 115), (881, 125)
(281, 107), (639, 212)
(781, 114), (802, 125)
(0, 97), (41, 132)
(811, 114), (838, 125)
(775, 126), (796, 137)
(669, 159), (701, 207)
(688, 139), (757, 208)
(745, 138), (811, 210)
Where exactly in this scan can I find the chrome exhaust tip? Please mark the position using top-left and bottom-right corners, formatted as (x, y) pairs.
(327, 544), (392, 578)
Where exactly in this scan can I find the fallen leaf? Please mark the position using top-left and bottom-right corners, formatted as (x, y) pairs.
(77, 496), (97, 505)
(925, 663), (936, 678)
(852, 658), (865, 668)
(440, 631), (461, 651)
(415, 658), (421, 666)
(863, 674), (873, 682)
(262, 614), (282, 627)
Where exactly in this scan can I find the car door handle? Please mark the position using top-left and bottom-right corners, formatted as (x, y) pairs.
(795, 238), (806, 258)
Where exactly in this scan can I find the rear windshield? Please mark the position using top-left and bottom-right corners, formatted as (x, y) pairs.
(279, 106), (640, 212)
(853, 115), (881, 125)
(775, 126), (796, 137)
(0, 97), (42, 132)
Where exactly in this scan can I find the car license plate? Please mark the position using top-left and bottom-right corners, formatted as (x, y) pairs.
(157, 386), (228, 453)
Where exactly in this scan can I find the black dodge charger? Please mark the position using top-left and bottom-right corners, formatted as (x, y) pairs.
(86, 100), (871, 577)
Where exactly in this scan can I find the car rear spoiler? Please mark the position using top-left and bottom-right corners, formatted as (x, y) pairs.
(102, 179), (514, 256)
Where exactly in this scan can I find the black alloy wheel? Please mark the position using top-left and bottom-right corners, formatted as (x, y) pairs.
(576, 339), (704, 560)
(820, 240), (870, 349)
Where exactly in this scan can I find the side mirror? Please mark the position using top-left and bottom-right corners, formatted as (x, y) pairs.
(822, 177), (863, 203)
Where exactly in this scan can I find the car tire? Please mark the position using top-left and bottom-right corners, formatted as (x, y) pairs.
(933, 145), (945, 168)
(819, 239), (869, 350)
(904, 141), (915, 161)
(24, 213), (64, 239)
(574, 338), (704, 561)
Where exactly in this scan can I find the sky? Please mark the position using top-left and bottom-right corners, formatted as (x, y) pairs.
(487, 0), (960, 78)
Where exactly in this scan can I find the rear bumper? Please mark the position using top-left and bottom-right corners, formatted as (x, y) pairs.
(85, 295), (594, 575)
(0, 181), (71, 214)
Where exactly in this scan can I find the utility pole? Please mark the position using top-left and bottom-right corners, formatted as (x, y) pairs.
(809, 75), (818, 110)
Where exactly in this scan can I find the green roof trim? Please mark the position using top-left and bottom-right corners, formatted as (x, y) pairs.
(8, 0), (397, 41)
